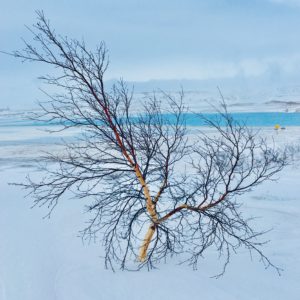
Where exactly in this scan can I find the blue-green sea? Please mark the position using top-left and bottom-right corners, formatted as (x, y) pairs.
(0, 112), (300, 127)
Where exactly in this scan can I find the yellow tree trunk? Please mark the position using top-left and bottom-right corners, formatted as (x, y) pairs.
(139, 225), (156, 262)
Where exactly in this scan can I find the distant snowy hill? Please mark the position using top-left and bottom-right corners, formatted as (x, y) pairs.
(2, 81), (300, 113)
(99, 80), (300, 112)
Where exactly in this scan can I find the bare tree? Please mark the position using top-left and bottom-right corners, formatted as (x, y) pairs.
(11, 11), (287, 274)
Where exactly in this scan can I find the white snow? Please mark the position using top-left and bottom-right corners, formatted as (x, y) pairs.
(0, 119), (299, 300)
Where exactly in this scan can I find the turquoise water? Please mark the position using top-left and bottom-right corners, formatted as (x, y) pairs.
(183, 112), (300, 127)
(1, 112), (300, 127)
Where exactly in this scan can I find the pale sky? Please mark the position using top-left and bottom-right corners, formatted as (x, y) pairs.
(1, 0), (300, 107)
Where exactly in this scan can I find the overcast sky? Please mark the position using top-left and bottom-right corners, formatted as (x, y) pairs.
(1, 0), (300, 108)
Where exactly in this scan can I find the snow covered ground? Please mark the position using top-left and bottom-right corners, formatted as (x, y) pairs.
(0, 118), (300, 300)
